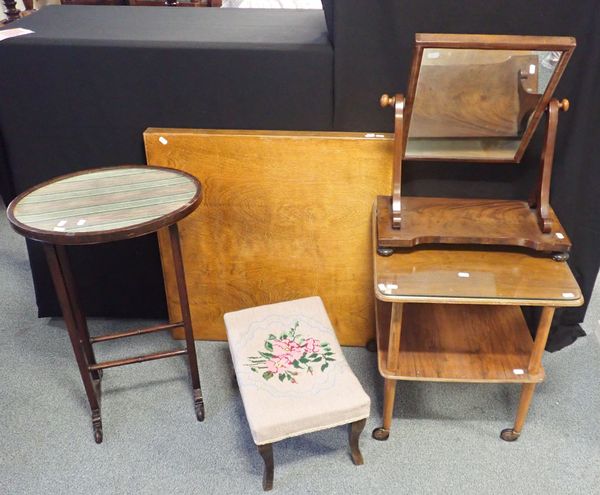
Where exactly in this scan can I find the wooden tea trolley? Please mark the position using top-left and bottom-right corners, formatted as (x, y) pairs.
(6, 165), (205, 443)
(371, 208), (583, 441)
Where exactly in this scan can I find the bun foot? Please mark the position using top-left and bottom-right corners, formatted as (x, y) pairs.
(365, 339), (377, 353)
(377, 247), (394, 257)
(372, 427), (390, 441)
(500, 428), (520, 442)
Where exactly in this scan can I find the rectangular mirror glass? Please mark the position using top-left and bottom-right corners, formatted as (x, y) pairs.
(404, 35), (575, 162)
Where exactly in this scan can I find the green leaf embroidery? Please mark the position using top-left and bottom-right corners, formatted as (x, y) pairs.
(263, 371), (273, 380)
(321, 362), (329, 372)
(278, 373), (286, 382)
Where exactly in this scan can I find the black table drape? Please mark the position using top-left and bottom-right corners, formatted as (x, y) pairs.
(323, 0), (600, 350)
(0, 5), (333, 318)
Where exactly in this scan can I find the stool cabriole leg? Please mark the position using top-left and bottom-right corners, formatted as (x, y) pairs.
(43, 243), (102, 443)
(257, 443), (274, 491)
(169, 223), (205, 422)
(348, 418), (366, 465)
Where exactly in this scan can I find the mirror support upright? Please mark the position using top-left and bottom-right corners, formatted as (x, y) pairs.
(529, 98), (570, 234)
(380, 93), (406, 230)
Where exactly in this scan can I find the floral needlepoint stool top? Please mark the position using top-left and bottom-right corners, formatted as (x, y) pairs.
(246, 321), (336, 384)
(225, 296), (371, 446)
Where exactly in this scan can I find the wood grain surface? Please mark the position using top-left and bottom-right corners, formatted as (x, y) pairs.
(144, 129), (392, 344)
(410, 53), (539, 138)
(373, 202), (582, 306)
(376, 195), (571, 252)
(376, 303), (543, 383)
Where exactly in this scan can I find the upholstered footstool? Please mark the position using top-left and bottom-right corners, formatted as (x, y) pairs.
(224, 296), (371, 491)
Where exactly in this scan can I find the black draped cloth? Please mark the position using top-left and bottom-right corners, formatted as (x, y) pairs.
(0, 5), (333, 318)
(323, 0), (600, 350)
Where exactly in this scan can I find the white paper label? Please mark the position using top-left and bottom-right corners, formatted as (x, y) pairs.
(159, 136), (168, 145)
(427, 51), (440, 59)
(458, 272), (470, 278)
(555, 232), (565, 239)
(562, 292), (575, 298)
(513, 369), (525, 375)
(364, 133), (375, 138)
(529, 64), (536, 74)
(0, 28), (34, 42)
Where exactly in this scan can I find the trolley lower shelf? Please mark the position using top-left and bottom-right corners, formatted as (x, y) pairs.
(376, 302), (545, 383)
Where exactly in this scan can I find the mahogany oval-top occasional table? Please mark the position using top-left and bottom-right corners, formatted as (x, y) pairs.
(7, 165), (205, 443)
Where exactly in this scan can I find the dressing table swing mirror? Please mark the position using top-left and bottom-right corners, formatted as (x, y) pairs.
(377, 33), (576, 260)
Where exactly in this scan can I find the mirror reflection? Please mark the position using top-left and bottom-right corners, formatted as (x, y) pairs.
(406, 48), (562, 160)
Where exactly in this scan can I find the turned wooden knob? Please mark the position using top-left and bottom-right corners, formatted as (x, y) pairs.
(558, 98), (570, 111)
(380, 94), (395, 108)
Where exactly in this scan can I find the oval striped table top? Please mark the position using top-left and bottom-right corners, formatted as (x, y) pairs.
(7, 166), (202, 245)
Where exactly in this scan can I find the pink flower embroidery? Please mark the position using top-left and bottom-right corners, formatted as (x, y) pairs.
(303, 337), (321, 354)
(246, 322), (335, 384)
(272, 338), (304, 361)
(266, 355), (292, 373)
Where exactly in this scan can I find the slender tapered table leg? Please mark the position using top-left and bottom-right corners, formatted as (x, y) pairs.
(501, 306), (556, 442)
(54, 245), (101, 381)
(43, 243), (103, 443)
(169, 223), (205, 422)
(373, 378), (397, 441)
(373, 302), (402, 441)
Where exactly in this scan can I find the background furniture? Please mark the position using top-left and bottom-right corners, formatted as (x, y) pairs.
(0, 5), (332, 319)
(370, 206), (583, 441)
(6, 166), (205, 443)
(144, 128), (392, 344)
(225, 296), (370, 491)
(321, 0), (600, 350)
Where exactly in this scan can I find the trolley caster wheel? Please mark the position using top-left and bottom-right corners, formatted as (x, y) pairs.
(552, 252), (569, 262)
(365, 339), (377, 353)
(500, 428), (520, 442)
(93, 423), (103, 444)
(377, 247), (394, 257)
(372, 427), (390, 441)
